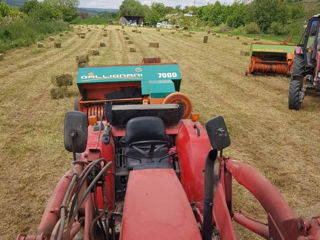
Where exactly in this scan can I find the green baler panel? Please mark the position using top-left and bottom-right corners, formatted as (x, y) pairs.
(149, 80), (176, 98)
(77, 64), (181, 98)
(250, 44), (296, 56)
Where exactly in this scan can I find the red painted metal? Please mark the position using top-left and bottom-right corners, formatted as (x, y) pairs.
(175, 120), (211, 213)
(213, 183), (237, 240)
(85, 123), (115, 210)
(120, 169), (202, 240)
(295, 46), (303, 55)
(233, 211), (269, 238)
(37, 170), (73, 236)
(225, 159), (296, 238)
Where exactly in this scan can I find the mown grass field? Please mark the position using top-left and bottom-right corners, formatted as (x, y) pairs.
(0, 25), (319, 239)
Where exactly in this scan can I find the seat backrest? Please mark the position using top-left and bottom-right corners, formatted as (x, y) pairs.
(124, 116), (166, 144)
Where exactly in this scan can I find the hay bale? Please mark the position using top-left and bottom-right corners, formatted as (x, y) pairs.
(100, 42), (106, 47)
(129, 47), (136, 52)
(132, 29), (137, 32)
(50, 87), (67, 99)
(127, 40), (133, 44)
(236, 36), (240, 40)
(161, 33), (164, 36)
(207, 30), (211, 34)
(216, 35), (220, 38)
(79, 33), (86, 38)
(203, 36), (209, 43)
(137, 31), (142, 33)
(242, 42), (248, 45)
(240, 51), (250, 56)
(149, 42), (159, 48)
(183, 34), (192, 37)
(54, 42), (61, 48)
(171, 32), (175, 34)
(37, 42), (44, 48)
(228, 34), (233, 37)
(122, 25), (124, 29)
(64, 88), (79, 98)
(50, 87), (78, 99)
(212, 33), (216, 36)
(60, 33), (63, 36)
(49, 36), (55, 41)
(157, 28), (160, 32)
(103, 33), (108, 37)
(254, 37), (260, 41)
(124, 36), (130, 40)
(190, 32), (195, 34)
(51, 74), (73, 87)
(76, 54), (89, 67)
(0, 53), (4, 61)
(89, 49), (99, 56)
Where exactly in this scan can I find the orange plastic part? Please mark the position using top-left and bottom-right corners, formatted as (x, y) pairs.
(163, 92), (193, 119)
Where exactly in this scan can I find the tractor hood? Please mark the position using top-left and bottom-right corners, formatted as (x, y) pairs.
(120, 169), (202, 240)
(76, 64), (181, 100)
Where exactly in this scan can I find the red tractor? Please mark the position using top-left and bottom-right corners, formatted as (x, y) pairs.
(17, 59), (320, 240)
(289, 14), (320, 110)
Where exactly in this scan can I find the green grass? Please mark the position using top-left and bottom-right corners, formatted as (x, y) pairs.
(0, 20), (70, 53)
(71, 17), (109, 25)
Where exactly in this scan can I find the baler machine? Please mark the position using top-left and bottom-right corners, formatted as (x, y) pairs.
(247, 43), (296, 75)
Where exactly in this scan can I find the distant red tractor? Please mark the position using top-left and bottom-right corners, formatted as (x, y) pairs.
(289, 14), (320, 110)
(17, 59), (320, 240)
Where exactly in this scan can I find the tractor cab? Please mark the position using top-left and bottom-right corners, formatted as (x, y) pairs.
(303, 16), (320, 67)
(288, 14), (320, 110)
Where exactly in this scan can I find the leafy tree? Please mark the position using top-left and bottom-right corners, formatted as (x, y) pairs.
(252, 0), (287, 32)
(20, 0), (39, 15)
(119, 0), (147, 16)
(145, 3), (168, 25)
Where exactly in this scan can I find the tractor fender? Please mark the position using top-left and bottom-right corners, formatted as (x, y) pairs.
(295, 46), (303, 55)
(175, 119), (211, 213)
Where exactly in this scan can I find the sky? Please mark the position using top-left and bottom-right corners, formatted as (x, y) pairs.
(78, 0), (230, 9)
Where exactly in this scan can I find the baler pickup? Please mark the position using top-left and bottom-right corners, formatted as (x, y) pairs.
(247, 43), (296, 75)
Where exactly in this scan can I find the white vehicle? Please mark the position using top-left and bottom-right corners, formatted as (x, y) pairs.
(156, 22), (162, 28)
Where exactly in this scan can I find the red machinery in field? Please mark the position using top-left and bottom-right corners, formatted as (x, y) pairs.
(17, 59), (320, 240)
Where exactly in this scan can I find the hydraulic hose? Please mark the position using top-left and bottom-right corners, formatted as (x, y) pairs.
(67, 161), (112, 237)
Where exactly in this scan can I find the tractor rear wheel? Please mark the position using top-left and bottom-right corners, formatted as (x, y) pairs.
(288, 79), (302, 110)
(288, 54), (305, 110)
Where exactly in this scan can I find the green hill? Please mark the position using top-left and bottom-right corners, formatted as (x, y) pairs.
(3, 0), (28, 8)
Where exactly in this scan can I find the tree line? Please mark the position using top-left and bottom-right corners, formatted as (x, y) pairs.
(119, 0), (305, 35)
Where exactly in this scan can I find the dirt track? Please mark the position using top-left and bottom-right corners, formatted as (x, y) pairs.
(0, 25), (319, 239)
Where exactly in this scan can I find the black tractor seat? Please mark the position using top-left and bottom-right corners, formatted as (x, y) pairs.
(123, 116), (171, 170)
